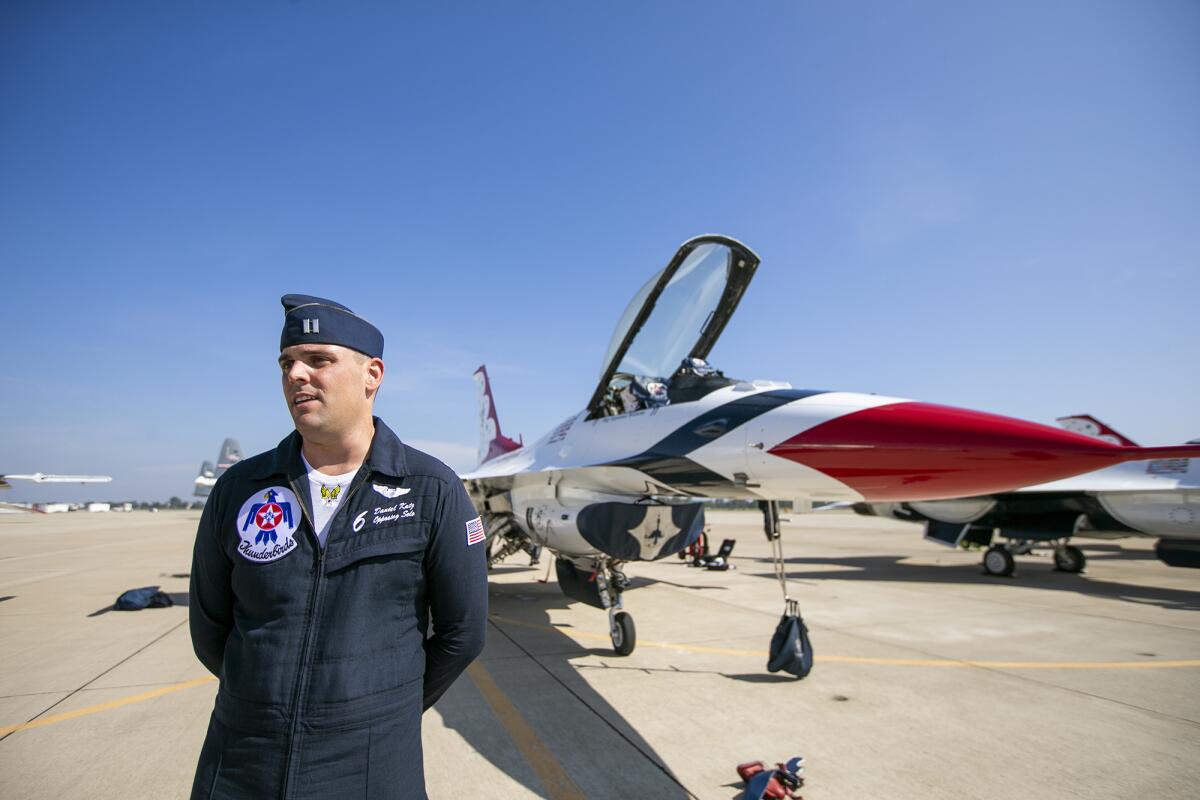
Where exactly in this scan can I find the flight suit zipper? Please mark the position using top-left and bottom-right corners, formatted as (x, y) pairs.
(279, 470), (370, 799)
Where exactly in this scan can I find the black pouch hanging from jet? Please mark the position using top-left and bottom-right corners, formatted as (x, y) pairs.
(767, 602), (813, 678)
(114, 586), (174, 611)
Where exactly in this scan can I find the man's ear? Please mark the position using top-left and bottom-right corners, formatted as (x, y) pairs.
(365, 357), (384, 394)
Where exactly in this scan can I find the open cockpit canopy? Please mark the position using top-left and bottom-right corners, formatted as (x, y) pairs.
(587, 235), (759, 418)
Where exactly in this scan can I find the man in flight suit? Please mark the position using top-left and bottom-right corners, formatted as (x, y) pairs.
(189, 294), (488, 799)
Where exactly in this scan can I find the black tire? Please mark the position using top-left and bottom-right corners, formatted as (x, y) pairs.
(611, 611), (636, 656)
(983, 545), (1015, 577)
(1054, 545), (1086, 573)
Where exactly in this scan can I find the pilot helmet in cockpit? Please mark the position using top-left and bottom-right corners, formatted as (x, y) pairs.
(619, 377), (671, 414)
(682, 357), (718, 377)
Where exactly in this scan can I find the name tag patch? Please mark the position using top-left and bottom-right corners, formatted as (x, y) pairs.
(353, 502), (417, 533)
(372, 501), (416, 526)
(235, 487), (300, 563)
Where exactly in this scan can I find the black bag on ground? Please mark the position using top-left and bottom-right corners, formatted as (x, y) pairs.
(115, 586), (174, 611)
(767, 608), (813, 678)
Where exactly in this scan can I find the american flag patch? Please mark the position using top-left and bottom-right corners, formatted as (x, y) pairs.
(466, 516), (486, 546)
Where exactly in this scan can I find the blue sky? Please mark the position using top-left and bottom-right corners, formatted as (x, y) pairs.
(3, 1), (1198, 502)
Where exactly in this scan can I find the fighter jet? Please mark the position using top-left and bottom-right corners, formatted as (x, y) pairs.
(464, 235), (1200, 657)
(853, 415), (1200, 575)
(194, 438), (243, 498)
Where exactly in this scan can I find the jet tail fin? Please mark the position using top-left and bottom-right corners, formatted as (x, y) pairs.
(194, 438), (242, 498)
(474, 365), (522, 466)
(194, 460), (217, 498)
(1056, 415), (1139, 447)
(217, 439), (243, 470)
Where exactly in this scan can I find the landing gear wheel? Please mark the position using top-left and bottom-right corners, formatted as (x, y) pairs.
(1054, 544), (1086, 573)
(610, 611), (636, 656)
(983, 545), (1015, 577)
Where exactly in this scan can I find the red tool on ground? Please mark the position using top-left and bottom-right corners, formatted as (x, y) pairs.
(736, 756), (805, 799)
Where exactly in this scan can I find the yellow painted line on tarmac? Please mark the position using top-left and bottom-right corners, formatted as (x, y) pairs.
(7, 612), (1196, 742)
(0, 676), (216, 737)
(465, 661), (586, 800)
(813, 656), (1200, 670)
(488, 614), (1200, 671)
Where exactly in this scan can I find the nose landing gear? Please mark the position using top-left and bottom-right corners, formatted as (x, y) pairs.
(596, 562), (636, 655)
(558, 555), (638, 656)
(609, 610), (636, 656)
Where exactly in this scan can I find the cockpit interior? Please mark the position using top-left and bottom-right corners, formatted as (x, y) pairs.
(595, 357), (736, 418)
(586, 236), (759, 421)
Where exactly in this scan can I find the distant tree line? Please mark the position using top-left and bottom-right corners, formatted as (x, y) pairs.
(68, 498), (207, 510)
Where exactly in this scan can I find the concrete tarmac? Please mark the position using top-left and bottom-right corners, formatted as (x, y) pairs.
(1, 509), (1198, 799)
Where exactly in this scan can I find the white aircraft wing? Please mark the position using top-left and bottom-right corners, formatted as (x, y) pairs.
(1017, 414), (1198, 492)
(0, 473), (113, 489)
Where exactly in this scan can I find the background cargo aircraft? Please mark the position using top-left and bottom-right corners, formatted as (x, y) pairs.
(853, 414), (1200, 576)
(463, 235), (1200, 659)
(193, 438), (243, 498)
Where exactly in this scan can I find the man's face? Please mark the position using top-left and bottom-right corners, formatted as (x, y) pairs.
(279, 344), (383, 438)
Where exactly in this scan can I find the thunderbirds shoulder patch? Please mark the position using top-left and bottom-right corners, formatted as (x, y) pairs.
(235, 487), (300, 563)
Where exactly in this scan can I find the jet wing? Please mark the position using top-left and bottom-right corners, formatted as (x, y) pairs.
(1012, 456), (1198, 493)
(0, 473), (113, 489)
(1020, 415), (1197, 492)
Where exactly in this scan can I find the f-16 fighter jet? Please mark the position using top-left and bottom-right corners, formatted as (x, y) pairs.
(464, 235), (1200, 658)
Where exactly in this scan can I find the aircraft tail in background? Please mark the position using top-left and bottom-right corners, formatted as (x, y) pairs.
(1056, 414), (1138, 447)
(474, 365), (522, 467)
(217, 439), (243, 471)
(194, 439), (243, 497)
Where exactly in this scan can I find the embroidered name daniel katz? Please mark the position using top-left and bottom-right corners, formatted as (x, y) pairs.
(370, 501), (416, 526)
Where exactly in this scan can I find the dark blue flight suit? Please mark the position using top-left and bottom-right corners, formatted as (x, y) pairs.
(189, 418), (487, 799)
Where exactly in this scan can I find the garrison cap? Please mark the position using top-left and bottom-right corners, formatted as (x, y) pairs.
(280, 294), (384, 359)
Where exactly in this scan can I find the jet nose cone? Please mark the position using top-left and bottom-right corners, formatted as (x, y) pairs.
(767, 401), (1173, 502)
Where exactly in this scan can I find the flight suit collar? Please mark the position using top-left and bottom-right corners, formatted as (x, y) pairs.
(250, 417), (409, 481)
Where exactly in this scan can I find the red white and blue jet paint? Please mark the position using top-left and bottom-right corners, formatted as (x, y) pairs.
(460, 235), (1199, 656)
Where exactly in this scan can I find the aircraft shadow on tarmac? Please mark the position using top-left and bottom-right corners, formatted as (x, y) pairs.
(738, 548), (1200, 612)
(437, 571), (705, 799)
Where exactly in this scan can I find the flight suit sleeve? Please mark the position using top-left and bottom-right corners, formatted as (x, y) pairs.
(422, 477), (488, 710)
(189, 486), (234, 678)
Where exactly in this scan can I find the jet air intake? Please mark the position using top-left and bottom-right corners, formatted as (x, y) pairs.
(514, 496), (705, 561)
